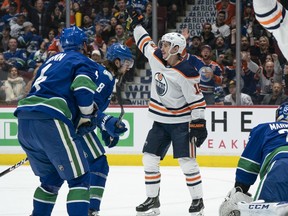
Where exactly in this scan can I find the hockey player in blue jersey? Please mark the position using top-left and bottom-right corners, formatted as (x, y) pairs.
(76, 42), (133, 216)
(127, 7), (208, 216)
(13, 26), (126, 216)
(219, 102), (288, 215)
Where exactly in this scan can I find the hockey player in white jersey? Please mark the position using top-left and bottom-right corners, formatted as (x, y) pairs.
(127, 7), (208, 216)
(253, 0), (288, 59)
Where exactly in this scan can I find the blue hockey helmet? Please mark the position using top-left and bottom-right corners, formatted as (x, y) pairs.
(276, 102), (288, 121)
(106, 43), (134, 68)
(60, 26), (87, 51)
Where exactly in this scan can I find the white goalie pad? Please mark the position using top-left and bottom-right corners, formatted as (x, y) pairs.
(219, 188), (253, 216)
(238, 200), (288, 216)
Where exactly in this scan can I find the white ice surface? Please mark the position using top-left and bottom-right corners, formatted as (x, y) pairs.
(0, 166), (259, 216)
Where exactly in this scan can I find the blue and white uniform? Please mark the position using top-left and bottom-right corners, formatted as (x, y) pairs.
(14, 50), (98, 216)
(79, 64), (115, 213)
(236, 121), (288, 201)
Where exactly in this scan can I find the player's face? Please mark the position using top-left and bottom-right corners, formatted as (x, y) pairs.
(117, 59), (134, 75)
(159, 41), (174, 59)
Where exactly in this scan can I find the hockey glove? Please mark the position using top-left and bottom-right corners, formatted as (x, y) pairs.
(77, 105), (98, 136)
(126, 6), (144, 30)
(189, 119), (208, 147)
(101, 130), (120, 148)
(97, 112), (127, 137)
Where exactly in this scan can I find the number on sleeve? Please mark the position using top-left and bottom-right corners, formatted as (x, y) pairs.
(33, 63), (52, 91)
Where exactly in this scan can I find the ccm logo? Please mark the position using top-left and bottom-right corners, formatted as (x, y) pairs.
(248, 204), (270, 209)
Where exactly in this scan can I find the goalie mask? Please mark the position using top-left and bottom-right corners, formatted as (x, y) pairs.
(276, 102), (288, 122)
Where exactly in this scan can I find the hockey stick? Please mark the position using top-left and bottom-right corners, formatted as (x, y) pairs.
(108, 76), (125, 147)
(115, 75), (125, 127)
(0, 157), (28, 178)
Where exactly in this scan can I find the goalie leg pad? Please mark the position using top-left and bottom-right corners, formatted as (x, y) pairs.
(238, 200), (288, 216)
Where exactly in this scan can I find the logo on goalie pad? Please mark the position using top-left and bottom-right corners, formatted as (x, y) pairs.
(238, 201), (288, 216)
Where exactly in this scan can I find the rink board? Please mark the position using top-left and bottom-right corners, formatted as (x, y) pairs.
(0, 106), (276, 167)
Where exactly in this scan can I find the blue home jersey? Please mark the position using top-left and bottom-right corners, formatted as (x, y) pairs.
(15, 51), (98, 126)
(236, 121), (288, 185)
(93, 64), (115, 112)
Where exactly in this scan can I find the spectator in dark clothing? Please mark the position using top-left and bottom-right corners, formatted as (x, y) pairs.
(261, 82), (287, 105)
(0, 25), (11, 52)
(167, 3), (179, 29)
(142, 2), (152, 35)
(187, 35), (202, 56)
(21, 0), (58, 38)
(201, 22), (215, 48)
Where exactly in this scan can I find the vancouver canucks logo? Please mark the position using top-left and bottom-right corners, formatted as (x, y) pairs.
(199, 66), (213, 82)
(283, 106), (288, 114)
(155, 72), (167, 96)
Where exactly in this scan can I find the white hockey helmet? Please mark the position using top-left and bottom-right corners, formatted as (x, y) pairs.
(159, 32), (186, 55)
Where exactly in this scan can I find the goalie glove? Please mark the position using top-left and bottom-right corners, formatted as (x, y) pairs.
(189, 119), (208, 147)
(219, 187), (253, 216)
(126, 6), (144, 31)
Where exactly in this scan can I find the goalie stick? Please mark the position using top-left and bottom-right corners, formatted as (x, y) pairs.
(0, 157), (28, 177)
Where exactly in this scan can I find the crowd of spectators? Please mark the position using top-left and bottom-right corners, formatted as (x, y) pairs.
(0, 0), (288, 106)
(185, 0), (288, 105)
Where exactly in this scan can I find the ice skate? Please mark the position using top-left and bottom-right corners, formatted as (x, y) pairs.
(88, 209), (100, 216)
(189, 198), (204, 216)
(136, 196), (160, 216)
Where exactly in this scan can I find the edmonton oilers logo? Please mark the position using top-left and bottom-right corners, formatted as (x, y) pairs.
(199, 66), (213, 82)
(155, 72), (167, 96)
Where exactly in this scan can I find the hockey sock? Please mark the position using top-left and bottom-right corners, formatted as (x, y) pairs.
(145, 171), (161, 197)
(67, 172), (90, 216)
(32, 186), (58, 216)
(89, 155), (109, 211)
(143, 153), (161, 197)
(179, 157), (203, 199)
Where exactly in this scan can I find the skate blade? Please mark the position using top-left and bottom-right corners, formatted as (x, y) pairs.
(136, 208), (160, 216)
(190, 209), (204, 216)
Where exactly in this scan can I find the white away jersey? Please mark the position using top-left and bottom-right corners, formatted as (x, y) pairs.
(133, 25), (206, 124)
(254, 0), (288, 59)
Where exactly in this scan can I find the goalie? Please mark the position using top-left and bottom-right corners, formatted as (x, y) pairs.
(219, 102), (288, 216)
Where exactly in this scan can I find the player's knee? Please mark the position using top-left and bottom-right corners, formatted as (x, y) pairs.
(90, 155), (109, 177)
(67, 172), (90, 189)
(178, 157), (199, 174)
(40, 172), (64, 194)
(41, 184), (62, 194)
(143, 153), (160, 172)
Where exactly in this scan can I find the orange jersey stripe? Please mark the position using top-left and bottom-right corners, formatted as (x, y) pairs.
(259, 9), (282, 25)
(139, 37), (151, 52)
(150, 100), (206, 115)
